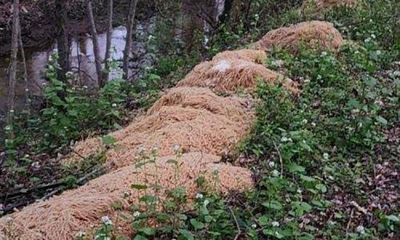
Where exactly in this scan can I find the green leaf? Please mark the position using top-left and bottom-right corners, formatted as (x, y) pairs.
(287, 163), (305, 173)
(166, 159), (178, 165)
(179, 229), (194, 240)
(131, 184), (148, 190)
(292, 201), (313, 216)
(375, 116), (388, 125)
(138, 227), (155, 236)
(385, 215), (400, 222)
(262, 200), (283, 210)
(258, 215), (269, 226)
(102, 135), (116, 146)
(204, 215), (213, 223)
(315, 183), (327, 193)
(190, 219), (205, 230)
(300, 175), (316, 182)
(139, 195), (157, 203)
(133, 235), (148, 240)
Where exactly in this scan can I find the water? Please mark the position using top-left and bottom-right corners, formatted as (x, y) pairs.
(0, 0), (227, 119)
(0, 21), (155, 117)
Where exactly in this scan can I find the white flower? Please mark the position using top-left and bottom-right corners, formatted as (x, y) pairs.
(112, 103), (117, 107)
(76, 231), (85, 237)
(173, 144), (181, 152)
(83, 85), (88, 89)
(371, 34), (376, 39)
(281, 136), (291, 142)
(311, 122), (316, 127)
(323, 153), (329, 160)
(356, 225), (365, 234)
(101, 216), (112, 225)
(297, 188), (302, 194)
(321, 51), (328, 56)
(302, 119), (308, 124)
(138, 147), (146, 154)
(25, 88), (29, 92)
(271, 221), (280, 227)
(152, 146), (159, 152)
(376, 50), (382, 55)
(272, 170), (280, 177)
(133, 211), (141, 218)
(196, 193), (204, 199)
(327, 220), (336, 225)
(271, 60), (284, 68)
(268, 161), (275, 168)
(251, 224), (257, 228)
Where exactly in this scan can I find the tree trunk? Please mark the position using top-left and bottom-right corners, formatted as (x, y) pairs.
(18, 24), (29, 112)
(182, 0), (203, 53)
(123, 0), (139, 81)
(104, 0), (114, 82)
(7, 0), (20, 127)
(219, 0), (234, 24)
(393, 1), (400, 47)
(86, 0), (104, 87)
(55, 0), (70, 82)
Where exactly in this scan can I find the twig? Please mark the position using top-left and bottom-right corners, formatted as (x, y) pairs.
(273, 142), (284, 178)
(70, 148), (88, 161)
(0, 152), (5, 170)
(0, 181), (66, 199)
(40, 166), (104, 202)
(229, 207), (241, 240)
(350, 201), (370, 215)
(345, 208), (354, 237)
(40, 187), (64, 201)
(76, 166), (104, 185)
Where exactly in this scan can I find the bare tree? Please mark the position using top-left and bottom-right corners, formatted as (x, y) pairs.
(55, 0), (70, 82)
(104, 0), (114, 82)
(86, 0), (104, 87)
(7, 0), (20, 128)
(123, 0), (139, 81)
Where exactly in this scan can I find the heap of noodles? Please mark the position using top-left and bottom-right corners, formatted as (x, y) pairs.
(252, 21), (344, 53)
(177, 49), (298, 93)
(0, 153), (253, 240)
(64, 87), (254, 168)
(0, 20), (344, 239)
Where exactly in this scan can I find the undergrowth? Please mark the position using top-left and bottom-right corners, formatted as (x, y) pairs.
(90, 1), (399, 239)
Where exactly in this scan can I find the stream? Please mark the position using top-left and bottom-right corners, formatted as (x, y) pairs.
(0, 20), (155, 117)
(0, 0), (226, 127)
